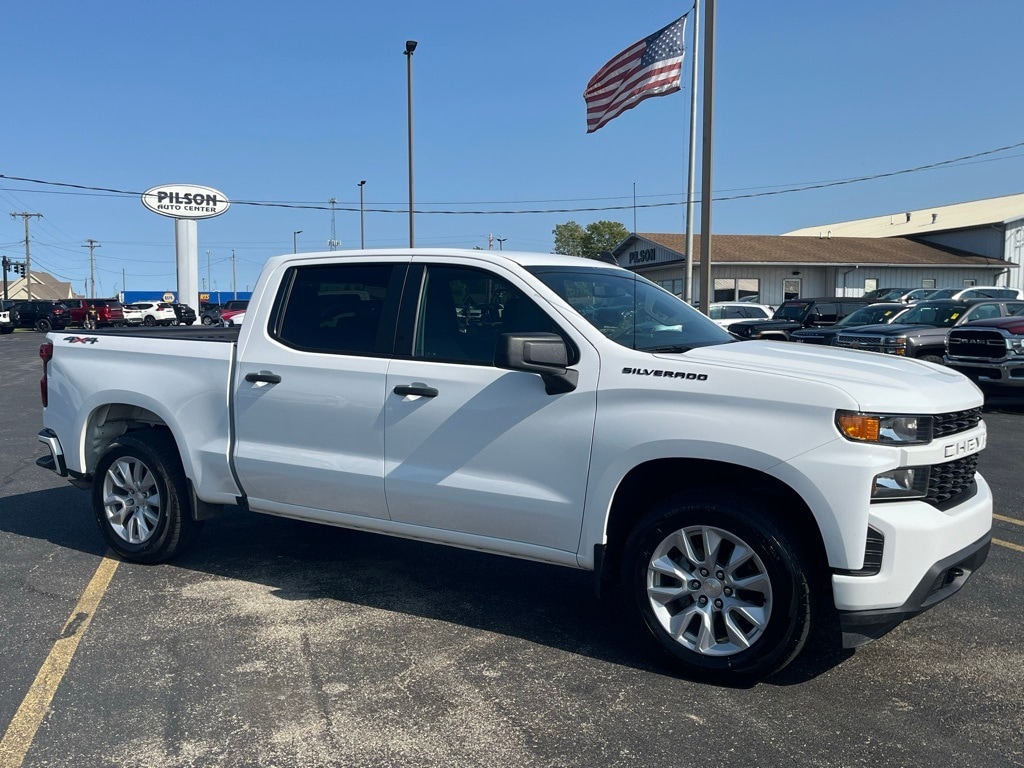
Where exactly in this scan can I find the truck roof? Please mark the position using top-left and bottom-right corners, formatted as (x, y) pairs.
(260, 248), (626, 273)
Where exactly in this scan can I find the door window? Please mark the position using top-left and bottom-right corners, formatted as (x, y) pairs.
(413, 265), (560, 365)
(273, 263), (399, 355)
(783, 278), (801, 301)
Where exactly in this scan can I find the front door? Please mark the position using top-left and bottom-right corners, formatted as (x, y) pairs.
(383, 261), (598, 553)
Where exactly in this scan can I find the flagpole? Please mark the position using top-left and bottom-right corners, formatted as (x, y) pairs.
(684, 0), (700, 305)
(698, 0), (716, 314)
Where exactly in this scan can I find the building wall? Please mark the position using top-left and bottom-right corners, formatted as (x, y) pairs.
(1005, 218), (1024, 295)
(916, 228), (1006, 260)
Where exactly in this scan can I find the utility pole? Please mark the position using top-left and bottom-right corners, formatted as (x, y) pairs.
(488, 233), (494, 250)
(232, 249), (237, 300)
(2, 255), (9, 300)
(11, 212), (42, 300)
(206, 250), (212, 293)
(81, 239), (100, 297)
(122, 268), (126, 299)
(328, 198), (339, 250)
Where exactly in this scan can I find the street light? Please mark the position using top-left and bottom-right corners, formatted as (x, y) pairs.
(496, 237), (507, 251)
(293, 230), (302, 253)
(404, 40), (417, 248)
(358, 180), (367, 249)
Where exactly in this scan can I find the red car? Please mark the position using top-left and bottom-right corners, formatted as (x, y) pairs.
(63, 298), (125, 328)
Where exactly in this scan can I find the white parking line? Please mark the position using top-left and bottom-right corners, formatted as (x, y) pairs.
(0, 554), (119, 768)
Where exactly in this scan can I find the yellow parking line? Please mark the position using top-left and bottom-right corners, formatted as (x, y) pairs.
(993, 513), (1023, 527)
(0, 554), (119, 768)
(995, 539), (1024, 553)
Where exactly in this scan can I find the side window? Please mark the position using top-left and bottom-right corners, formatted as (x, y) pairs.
(783, 278), (801, 301)
(415, 265), (560, 365)
(813, 303), (839, 323)
(274, 263), (395, 355)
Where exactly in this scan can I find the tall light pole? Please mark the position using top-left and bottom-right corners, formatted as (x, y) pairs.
(404, 40), (417, 248)
(496, 237), (507, 251)
(358, 180), (367, 249)
(293, 230), (302, 254)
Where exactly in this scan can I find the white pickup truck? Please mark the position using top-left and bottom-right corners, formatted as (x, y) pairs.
(36, 249), (992, 682)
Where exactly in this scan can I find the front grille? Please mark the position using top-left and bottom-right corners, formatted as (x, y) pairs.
(836, 334), (884, 349)
(925, 454), (978, 506)
(931, 407), (982, 438)
(946, 329), (1007, 360)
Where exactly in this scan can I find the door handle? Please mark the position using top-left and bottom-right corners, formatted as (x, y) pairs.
(393, 384), (439, 398)
(245, 370), (282, 384)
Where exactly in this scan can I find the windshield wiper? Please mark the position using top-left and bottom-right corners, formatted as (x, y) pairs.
(643, 344), (694, 353)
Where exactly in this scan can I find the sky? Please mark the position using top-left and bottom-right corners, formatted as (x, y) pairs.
(3, 0), (1024, 297)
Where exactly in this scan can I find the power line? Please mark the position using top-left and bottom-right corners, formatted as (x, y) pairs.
(2, 140), (1023, 216)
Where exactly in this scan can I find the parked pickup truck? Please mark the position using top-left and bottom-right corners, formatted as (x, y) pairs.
(35, 249), (992, 683)
(0, 305), (15, 334)
(727, 297), (872, 341)
(833, 298), (1024, 363)
(944, 308), (1024, 389)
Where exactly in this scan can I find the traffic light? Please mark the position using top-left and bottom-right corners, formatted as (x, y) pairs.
(14, 262), (26, 277)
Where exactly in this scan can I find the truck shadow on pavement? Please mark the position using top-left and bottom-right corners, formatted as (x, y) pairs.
(0, 486), (852, 687)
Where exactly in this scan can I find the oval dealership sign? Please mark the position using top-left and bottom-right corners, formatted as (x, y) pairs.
(142, 184), (230, 219)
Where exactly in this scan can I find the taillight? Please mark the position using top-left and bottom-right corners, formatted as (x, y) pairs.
(39, 341), (52, 407)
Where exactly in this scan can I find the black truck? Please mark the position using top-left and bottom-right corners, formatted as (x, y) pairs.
(727, 297), (872, 341)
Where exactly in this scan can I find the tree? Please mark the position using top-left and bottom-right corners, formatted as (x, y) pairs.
(582, 220), (630, 259)
(552, 221), (586, 257)
(552, 220), (630, 259)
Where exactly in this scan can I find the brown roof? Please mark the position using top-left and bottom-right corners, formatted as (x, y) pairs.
(627, 233), (1010, 267)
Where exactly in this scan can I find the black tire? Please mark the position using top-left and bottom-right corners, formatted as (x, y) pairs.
(91, 429), (202, 564)
(0, 327), (13, 335)
(35, 318), (52, 333)
(186, 321), (195, 326)
(144, 316), (156, 327)
(919, 354), (943, 365)
(623, 491), (814, 683)
(201, 316), (214, 325)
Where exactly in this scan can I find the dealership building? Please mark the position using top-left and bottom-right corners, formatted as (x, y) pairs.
(613, 193), (1024, 305)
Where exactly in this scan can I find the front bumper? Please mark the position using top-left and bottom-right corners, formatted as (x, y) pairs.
(838, 531), (991, 647)
(946, 358), (1024, 387)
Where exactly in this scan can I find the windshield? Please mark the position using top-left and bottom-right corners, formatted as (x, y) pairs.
(773, 301), (812, 320)
(836, 304), (904, 327)
(925, 289), (957, 300)
(892, 302), (965, 327)
(528, 266), (733, 352)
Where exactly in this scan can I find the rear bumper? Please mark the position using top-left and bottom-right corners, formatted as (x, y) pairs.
(37, 428), (67, 476)
(838, 532), (991, 647)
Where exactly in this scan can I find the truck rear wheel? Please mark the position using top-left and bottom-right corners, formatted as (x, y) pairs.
(91, 429), (202, 564)
(624, 492), (813, 683)
(35, 318), (52, 333)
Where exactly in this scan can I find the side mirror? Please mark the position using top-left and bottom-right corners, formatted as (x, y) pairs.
(494, 333), (578, 395)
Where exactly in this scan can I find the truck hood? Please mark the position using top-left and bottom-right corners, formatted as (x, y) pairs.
(662, 340), (980, 413)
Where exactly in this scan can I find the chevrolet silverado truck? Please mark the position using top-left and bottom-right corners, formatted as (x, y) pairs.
(944, 308), (1024, 389)
(35, 249), (992, 683)
(833, 298), (1024, 363)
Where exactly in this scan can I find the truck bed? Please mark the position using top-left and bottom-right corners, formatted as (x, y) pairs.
(71, 325), (241, 342)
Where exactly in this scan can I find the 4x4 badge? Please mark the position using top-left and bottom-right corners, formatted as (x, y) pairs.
(63, 336), (98, 344)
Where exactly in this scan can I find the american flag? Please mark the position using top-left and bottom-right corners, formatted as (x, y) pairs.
(584, 15), (688, 134)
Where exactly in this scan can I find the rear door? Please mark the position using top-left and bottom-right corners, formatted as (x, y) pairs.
(232, 257), (408, 521)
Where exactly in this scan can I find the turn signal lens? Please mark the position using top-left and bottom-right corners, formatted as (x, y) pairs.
(837, 412), (880, 441)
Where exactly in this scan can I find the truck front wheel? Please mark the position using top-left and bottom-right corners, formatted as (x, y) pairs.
(624, 493), (813, 683)
(91, 429), (202, 564)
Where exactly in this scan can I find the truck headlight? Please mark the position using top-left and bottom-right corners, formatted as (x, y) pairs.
(884, 337), (908, 355)
(872, 467), (931, 500)
(836, 411), (933, 444)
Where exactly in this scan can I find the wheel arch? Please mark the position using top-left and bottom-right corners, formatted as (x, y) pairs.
(597, 458), (829, 595)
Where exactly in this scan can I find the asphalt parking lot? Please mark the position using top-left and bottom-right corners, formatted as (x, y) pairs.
(1, 329), (1022, 768)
